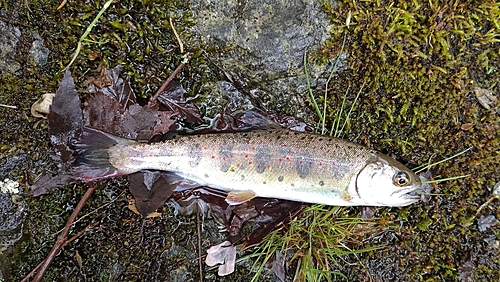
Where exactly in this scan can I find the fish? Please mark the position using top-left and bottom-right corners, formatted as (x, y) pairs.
(72, 126), (422, 206)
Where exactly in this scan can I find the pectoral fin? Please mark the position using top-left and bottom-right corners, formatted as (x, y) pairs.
(225, 191), (256, 205)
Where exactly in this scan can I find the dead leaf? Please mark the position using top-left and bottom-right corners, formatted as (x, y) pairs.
(31, 93), (54, 118)
(205, 241), (237, 276)
(474, 87), (497, 110)
(128, 196), (162, 218)
(156, 81), (204, 124)
(48, 70), (83, 163)
(265, 251), (285, 282)
(29, 171), (74, 196)
(477, 215), (497, 232)
(460, 123), (474, 131)
(128, 171), (180, 217)
(87, 65), (136, 106)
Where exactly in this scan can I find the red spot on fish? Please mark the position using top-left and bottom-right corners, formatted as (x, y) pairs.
(211, 155), (215, 159)
(237, 163), (241, 167)
(283, 144), (287, 147)
(299, 160), (303, 164)
(286, 157), (291, 161)
(251, 146), (255, 150)
(245, 154), (249, 158)
(320, 146), (324, 150)
(223, 157), (227, 161)
(278, 158), (282, 162)
(319, 162), (323, 166)
(203, 146), (207, 150)
(267, 165), (271, 169)
(269, 139), (273, 142)
(248, 161), (253, 165)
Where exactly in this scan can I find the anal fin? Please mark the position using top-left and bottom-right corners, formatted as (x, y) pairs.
(225, 191), (256, 205)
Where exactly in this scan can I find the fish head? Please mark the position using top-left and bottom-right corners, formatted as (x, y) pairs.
(352, 154), (422, 206)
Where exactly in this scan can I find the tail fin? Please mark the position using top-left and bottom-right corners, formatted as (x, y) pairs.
(72, 127), (137, 181)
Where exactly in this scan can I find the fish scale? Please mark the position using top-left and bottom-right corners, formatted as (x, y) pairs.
(74, 127), (422, 206)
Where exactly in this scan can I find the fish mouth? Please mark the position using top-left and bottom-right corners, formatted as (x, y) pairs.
(402, 190), (423, 200)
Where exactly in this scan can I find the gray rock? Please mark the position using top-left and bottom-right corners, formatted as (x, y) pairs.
(190, 0), (343, 119)
(0, 20), (21, 74)
(29, 32), (50, 66)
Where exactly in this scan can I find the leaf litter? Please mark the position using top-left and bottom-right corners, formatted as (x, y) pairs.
(31, 66), (312, 279)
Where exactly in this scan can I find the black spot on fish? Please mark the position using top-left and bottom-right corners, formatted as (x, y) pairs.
(241, 175), (245, 180)
(278, 175), (284, 182)
(204, 174), (209, 178)
(263, 181), (267, 184)
(188, 144), (202, 167)
(296, 150), (313, 179)
(255, 144), (270, 174)
(219, 141), (233, 172)
(319, 180), (324, 186)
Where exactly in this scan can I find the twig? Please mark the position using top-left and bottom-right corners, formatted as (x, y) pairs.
(0, 103), (17, 109)
(23, 182), (98, 282)
(197, 209), (203, 282)
(149, 54), (192, 104)
(169, 17), (184, 53)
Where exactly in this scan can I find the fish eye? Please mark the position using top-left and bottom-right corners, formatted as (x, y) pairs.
(393, 171), (410, 187)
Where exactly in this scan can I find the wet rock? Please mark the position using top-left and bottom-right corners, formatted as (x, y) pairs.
(0, 183), (26, 281)
(29, 32), (50, 66)
(0, 20), (21, 74)
(190, 0), (342, 119)
(477, 215), (497, 232)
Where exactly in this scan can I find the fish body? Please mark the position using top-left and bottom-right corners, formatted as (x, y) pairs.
(74, 127), (422, 206)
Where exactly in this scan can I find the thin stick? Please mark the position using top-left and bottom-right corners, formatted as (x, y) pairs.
(169, 17), (184, 53)
(197, 209), (203, 282)
(0, 103), (17, 109)
(149, 54), (192, 103)
(25, 182), (98, 282)
(20, 221), (99, 282)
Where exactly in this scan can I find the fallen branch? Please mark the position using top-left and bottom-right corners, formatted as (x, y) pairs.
(22, 182), (98, 282)
(149, 54), (192, 104)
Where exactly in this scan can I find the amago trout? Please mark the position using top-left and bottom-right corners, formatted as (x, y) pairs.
(72, 127), (422, 206)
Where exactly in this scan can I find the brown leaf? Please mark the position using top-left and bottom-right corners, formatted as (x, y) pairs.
(87, 65), (136, 106)
(156, 81), (204, 124)
(29, 170), (74, 197)
(48, 70), (83, 163)
(152, 111), (177, 136)
(128, 171), (181, 217)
